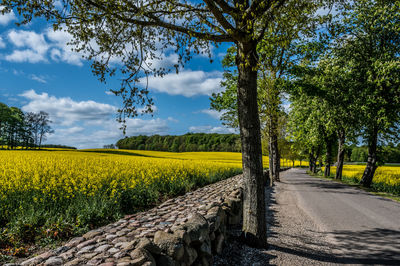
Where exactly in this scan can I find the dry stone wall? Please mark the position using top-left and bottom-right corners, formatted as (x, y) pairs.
(15, 173), (246, 266)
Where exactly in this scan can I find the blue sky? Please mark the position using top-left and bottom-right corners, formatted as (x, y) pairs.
(0, 10), (237, 149)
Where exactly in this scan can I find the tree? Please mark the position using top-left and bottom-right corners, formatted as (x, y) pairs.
(211, 1), (324, 183)
(287, 93), (326, 174)
(335, 0), (400, 187)
(3, 0), (312, 246)
(290, 54), (360, 179)
(37, 111), (54, 148)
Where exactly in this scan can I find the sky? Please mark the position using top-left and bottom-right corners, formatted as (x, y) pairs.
(0, 9), (237, 149)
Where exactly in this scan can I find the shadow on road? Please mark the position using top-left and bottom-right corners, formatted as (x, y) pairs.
(266, 171), (400, 265)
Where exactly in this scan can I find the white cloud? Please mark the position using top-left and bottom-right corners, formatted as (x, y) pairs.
(30, 74), (47, 83)
(146, 53), (179, 70)
(57, 126), (85, 135)
(137, 105), (158, 114)
(46, 28), (83, 66)
(167, 117), (178, 123)
(3, 28), (83, 65)
(105, 90), (114, 96)
(19, 89), (171, 148)
(0, 37), (5, 49)
(124, 118), (169, 136)
(199, 109), (224, 119)
(6, 30), (49, 63)
(189, 125), (237, 134)
(0, 10), (16, 26)
(144, 70), (222, 97)
(20, 89), (117, 126)
(45, 118), (169, 149)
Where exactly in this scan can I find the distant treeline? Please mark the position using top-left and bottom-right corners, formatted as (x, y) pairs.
(351, 145), (400, 163)
(0, 102), (53, 149)
(41, 144), (77, 150)
(116, 133), (241, 152)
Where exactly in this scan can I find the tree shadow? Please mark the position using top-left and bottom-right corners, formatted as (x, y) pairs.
(267, 175), (400, 265)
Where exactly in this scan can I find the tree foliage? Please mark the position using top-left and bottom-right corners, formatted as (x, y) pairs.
(117, 133), (241, 152)
(0, 102), (54, 149)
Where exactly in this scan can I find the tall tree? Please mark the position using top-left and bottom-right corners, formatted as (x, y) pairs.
(211, 0), (324, 183)
(2, 0), (320, 246)
(37, 111), (54, 148)
(335, 0), (400, 187)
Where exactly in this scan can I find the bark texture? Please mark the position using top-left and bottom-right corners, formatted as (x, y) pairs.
(236, 41), (266, 248)
(335, 130), (346, 180)
(360, 129), (378, 187)
(268, 114), (280, 183)
(324, 136), (333, 178)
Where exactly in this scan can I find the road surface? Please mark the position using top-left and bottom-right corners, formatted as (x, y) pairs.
(274, 168), (400, 265)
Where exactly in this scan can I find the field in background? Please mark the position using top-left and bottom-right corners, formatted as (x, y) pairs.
(331, 165), (400, 195)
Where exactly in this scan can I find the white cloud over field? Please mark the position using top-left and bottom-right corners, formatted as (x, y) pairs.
(144, 70), (222, 97)
(19, 90), (170, 148)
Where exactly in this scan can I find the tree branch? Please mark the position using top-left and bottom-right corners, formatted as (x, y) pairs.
(203, 0), (239, 38)
(214, 0), (237, 15)
(84, 0), (234, 42)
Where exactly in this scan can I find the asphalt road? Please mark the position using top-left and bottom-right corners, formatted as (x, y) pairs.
(282, 168), (400, 265)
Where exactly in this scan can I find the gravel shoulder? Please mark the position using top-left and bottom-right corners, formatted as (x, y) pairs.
(266, 169), (339, 265)
(215, 168), (400, 265)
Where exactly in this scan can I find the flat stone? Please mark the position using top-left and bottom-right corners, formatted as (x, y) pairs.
(94, 244), (112, 253)
(106, 234), (118, 241)
(59, 249), (76, 260)
(44, 257), (63, 266)
(65, 237), (85, 247)
(129, 248), (156, 266)
(112, 236), (129, 244)
(77, 239), (97, 249)
(87, 258), (104, 265)
(136, 237), (161, 255)
(108, 247), (120, 254)
(153, 231), (184, 261)
(83, 230), (102, 239)
(76, 244), (96, 255)
(54, 246), (70, 255)
(81, 252), (98, 260)
(64, 258), (85, 266)
(21, 257), (43, 266)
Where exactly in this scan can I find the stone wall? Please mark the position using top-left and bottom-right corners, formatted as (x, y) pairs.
(17, 174), (244, 266)
(16, 169), (288, 266)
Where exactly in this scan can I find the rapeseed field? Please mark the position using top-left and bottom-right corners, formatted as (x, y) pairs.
(331, 165), (400, 195)
(0, 149), (244, 256)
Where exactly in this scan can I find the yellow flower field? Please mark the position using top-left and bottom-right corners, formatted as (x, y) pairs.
(0, 149), (246, 251)
(0, 150), (242, 201)
(331, 165), (400, 194)
(0, 148), (308, 254)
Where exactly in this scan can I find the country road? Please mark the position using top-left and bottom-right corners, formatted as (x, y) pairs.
(268, 168), (400, 265)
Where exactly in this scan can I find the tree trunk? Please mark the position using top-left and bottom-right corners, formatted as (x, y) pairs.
(324, 137), (332, 178)
(335, 129), (346, 180)
(309, 151), (314, 172)
(360, 128), (378, 187)
(236, 41), (266, 248)
(268, 121), (280, 182)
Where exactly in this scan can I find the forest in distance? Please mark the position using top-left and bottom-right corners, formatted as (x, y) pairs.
(116, 133), (400, 164)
